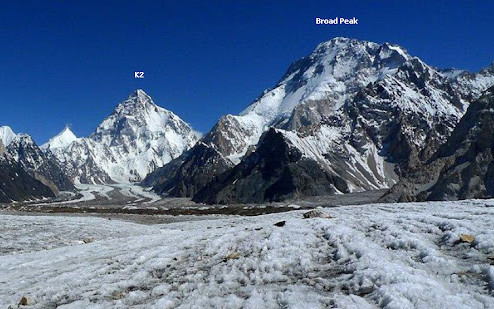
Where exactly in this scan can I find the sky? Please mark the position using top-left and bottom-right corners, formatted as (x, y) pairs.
(0, 1), (493, 144)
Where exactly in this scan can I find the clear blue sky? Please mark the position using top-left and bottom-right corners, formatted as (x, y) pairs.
(1, 1), (493, 143)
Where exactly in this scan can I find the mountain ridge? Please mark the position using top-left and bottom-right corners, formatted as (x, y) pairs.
(47, 89), (201, 184)
(6, 132), (74, 193)
(147, 37), (494, 203)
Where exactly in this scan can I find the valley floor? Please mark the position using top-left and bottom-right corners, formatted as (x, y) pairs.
(1, 200), (493, 308)
(0, 184), (386, 218)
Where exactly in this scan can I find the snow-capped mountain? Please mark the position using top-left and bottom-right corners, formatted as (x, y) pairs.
(241, 39), (411, 130)
(6, 132), (74, 193)
(0, 126), (17, 147)
(0, 129), (65, 202)
(149, 37), (494, 203)
(202, 38), (414, 164)
(41, 126), (77, 151)
(0, 154), (55, 203)
(48, 90), (201, 184)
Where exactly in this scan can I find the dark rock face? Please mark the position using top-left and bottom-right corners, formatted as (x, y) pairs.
(192, 129), (348, 204)
(150, 143), (233, 197)
(142, 115), (245, 197)
(347, 75), (459, 175)
(7, 135), (74, 193)
(418, 87), (494, 200)
(0, 152), (54, 203)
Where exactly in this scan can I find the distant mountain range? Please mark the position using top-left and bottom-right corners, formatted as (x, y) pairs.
(0, 90), (200, 202)
(2, 37), (494, 204)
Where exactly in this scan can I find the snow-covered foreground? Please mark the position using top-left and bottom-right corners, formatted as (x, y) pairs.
(1, 200), (494, 308)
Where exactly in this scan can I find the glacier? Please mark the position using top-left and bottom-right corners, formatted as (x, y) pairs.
(0, 199), (493, 308)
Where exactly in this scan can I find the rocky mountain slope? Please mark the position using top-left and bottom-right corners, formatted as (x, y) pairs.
(0, 126), (74, 196)
(148, 37), (494, 203)
(143, 142), (234, 197)
(46, 90), (201, 184)
(193, 128), (347, 204)
(6, 133), (74, 193)
(413, 86), (494, 200)
(0, 139), (55, 203)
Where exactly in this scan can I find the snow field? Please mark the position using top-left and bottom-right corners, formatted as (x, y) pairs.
(0, 215), (158, 255)
(0, 200), (493, 308)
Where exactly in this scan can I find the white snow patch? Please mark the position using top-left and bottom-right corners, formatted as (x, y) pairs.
(0, 125), (17, 147)
(41, 126), (78, 151)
